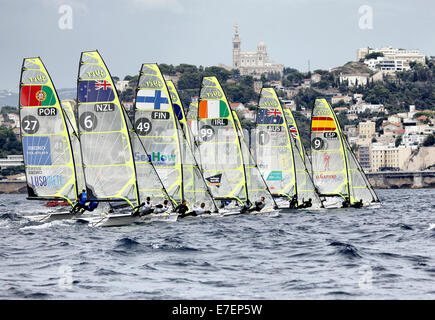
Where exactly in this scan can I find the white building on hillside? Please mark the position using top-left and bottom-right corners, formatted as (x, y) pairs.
(357, 46), (426, 65)
(339, 73), (369, 87)
(364, 57), (410, 73)
(232, 25), (283, 77)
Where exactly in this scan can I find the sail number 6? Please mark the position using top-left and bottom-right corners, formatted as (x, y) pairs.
(79, 112), (98, 131)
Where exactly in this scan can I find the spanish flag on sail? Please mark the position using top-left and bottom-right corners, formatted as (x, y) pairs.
(311, 116), (337, 132)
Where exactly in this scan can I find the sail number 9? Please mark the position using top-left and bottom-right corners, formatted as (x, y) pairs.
(199, 125), (215, 141)
(135, 118), (152, 135)
(21, 115), (40, 134)
(79, 112), (98, 131)
(311, 137), (325, 150)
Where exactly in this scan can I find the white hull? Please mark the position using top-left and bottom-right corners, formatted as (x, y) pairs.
(25, 211), (78, 222)
(140, 212), (179, 223)
(78, 212), (179, 227)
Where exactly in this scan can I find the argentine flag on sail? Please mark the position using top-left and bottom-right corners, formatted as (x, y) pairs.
(136, 89), (169, 110)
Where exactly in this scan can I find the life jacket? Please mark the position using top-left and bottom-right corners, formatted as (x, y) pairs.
(79, 192), (88, 205)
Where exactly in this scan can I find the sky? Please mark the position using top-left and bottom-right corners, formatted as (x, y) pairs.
(1, 0), (434, 90)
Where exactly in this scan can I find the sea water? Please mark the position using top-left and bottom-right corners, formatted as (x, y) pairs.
(0, 188), (434, 299)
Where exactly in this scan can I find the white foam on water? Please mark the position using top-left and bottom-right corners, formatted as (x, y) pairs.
(428, 224), (435, 230)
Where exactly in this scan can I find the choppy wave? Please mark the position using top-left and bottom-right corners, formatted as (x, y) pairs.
(0, 189), (435, 299)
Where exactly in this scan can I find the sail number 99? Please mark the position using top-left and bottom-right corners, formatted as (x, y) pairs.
(199, 125), (215, 141)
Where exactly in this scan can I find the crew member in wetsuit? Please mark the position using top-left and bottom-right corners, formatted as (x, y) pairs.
(298, 198), (312, 209)
(193, 203), (211, 216)
(154, 199), (170, 214)
(176, 200), (191, 218)
(243, 197), (265, 213)
(289, 195), (298, 209)
(351, 199), (364, 208)
(71, 189), (88, 214)
(342, 197), (350, 208)
(138, 197), (154, 216)
(84, 199), (99, 212)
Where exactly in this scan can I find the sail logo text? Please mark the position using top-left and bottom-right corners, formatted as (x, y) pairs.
(27, 75), (47, 83)
(142, 80), (162, 88)
(316, 174), (337, 179)
(30, 174), (63, 187)
(86, 70), (105, 78)
(203, 91), (222, 98)
(134, 152), (176, 163)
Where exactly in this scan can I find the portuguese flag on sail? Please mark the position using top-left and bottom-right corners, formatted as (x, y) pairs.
(199, 100), (229, 119)
(20, 85), (55, 106)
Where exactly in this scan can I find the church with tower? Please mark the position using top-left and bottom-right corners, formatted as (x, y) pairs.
(232, 25), (284, 77)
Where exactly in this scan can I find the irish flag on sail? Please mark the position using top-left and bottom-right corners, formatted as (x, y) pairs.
(199, 100), (229, 119)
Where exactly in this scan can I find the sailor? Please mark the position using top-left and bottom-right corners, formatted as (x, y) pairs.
(240, 200), (252, 214)
(85, 199), (99, 212)
(176, 200), (191, 218)
(71, 189), (88, 214)
(193, 203), (211, 216)
(342, 197), (350, 208)
(289, 195), (298, 209)
(139, 197), (154, 216)
(298, 198), (312, 209)
(243, 197), (265, 213)
(220, 199), (231, 208)
(154, 199), (170, 214)
(351, 199), (364, 208)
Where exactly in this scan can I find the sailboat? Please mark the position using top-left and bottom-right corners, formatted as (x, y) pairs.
(19, 57), (87, 222)
(166, 80), (195, 148)
(75, 51), (176, 227)
(283, 108), (312, 174)
(310, 98), (380, 207)
(134, 64), (218, 215)
(254, 87), (322, 209)
(196, 76), (277, 214)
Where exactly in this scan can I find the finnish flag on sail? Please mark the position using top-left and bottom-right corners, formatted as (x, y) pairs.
(136, 89), (169, 110)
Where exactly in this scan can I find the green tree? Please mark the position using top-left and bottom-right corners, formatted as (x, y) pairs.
(422, 134), (435, 146)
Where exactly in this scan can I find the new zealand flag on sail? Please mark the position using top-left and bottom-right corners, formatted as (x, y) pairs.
(257, 108), (283, 125)
(78, 80), (115, 103)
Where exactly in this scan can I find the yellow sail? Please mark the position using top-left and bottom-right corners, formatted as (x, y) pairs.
(283, 108), (312, 172)
(165, 80), (194, 147)
(311, 98), (379, 205)
(77, 51), (139, 208)
(134, 64), (183, 203)
(197, 76), (248, 204)
(19, 57), (78, 206)
(255, 88), (296, 200)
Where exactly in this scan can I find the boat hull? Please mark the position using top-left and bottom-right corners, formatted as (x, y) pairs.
(78, 212), (179, 227)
